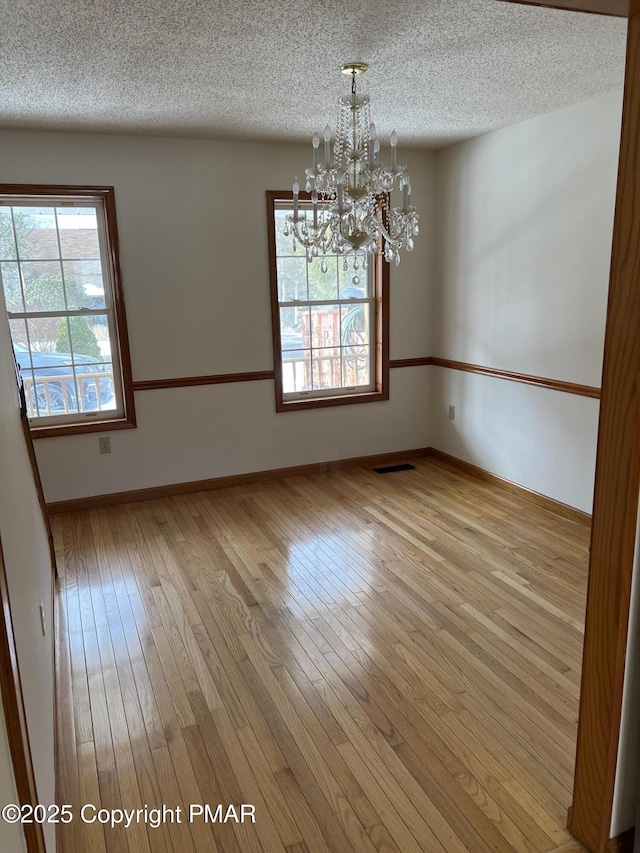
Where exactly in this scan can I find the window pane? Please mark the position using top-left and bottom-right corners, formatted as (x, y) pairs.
(1, 261), (24, 312)
(311, 348), (341, 390)
(10, 320), (31, 377)
(57, 208), (100, 258)
(0, 209), (16, 260)
(32, 367), (79, 416)
(311, 305), (340, 348)
(274, 208), (296, 257)
(277, 256), (307, 303)
(22, 261), (65, 311)
(67, 316), (103, 361)
(92, 316), (112, 360)
(23, 382), (38, 417)
(14, 207), (58, 259)
(280, 306), (310, 349)
(21, 372), (38, 417)
(27, 316), (70, 360)
(282, 352), (312, 394)
(341, 303), (370, 350)
(76, 362), (116, 412)
(342, 345), (370, 387)
(308, 256), (338, 302)
(63, 260), (105, 309)
(338, 255), (369, 298)
(360, 256), (373, 297)
(9, 318), (29, 350)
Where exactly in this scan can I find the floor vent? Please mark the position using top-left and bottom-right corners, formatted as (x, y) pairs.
(373, 463), (416, 474)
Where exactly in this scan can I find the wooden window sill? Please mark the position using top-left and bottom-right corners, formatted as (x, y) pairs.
(30, 416), (136, 439)
(277, 389), (389, 412)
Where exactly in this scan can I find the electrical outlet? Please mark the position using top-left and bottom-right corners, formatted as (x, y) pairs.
(448, 405), (456, 420)
(99, 436), (111, 454)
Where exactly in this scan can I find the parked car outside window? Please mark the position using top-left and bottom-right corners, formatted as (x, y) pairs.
(13, 343), (115, 416)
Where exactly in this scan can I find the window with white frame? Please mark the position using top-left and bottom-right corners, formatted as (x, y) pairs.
(0, 186), (135, 435)
(267, 192), (389, 412)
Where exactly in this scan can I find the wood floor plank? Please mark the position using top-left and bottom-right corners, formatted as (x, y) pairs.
(151, 746), (196, 853)
(98, 769), (130, 853)
(54, 459), (589, 853)
(182, 722), (242, 853)
(236, 725), (304, 848)
(62, 515), (93, 747)
(77, 741), (107, 853)
(56, 577), (83, 853)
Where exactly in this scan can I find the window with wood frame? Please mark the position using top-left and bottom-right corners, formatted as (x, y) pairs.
(267, 191), (389, 412)
(0, 185), (135, 437)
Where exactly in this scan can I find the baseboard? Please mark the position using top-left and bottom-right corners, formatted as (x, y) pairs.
(606, 827), (635, 853)
(46, 447), (432, 513)
(47, 446), (592, 521)
(428, 448), (591, 524)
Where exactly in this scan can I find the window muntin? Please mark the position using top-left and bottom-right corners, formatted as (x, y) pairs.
(0, 195), (129, 429)
(271, 197), (385, 407)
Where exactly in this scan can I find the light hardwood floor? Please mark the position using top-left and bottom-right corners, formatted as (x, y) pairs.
(53, 457), (589, 853)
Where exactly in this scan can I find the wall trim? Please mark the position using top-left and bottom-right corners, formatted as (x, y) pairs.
(46, 445), (591, 524)
(431, 358), (601, 399)
(428, 447), (591, 524)
(123, 357), (600, 399)
(132, 371), (275, 391)
(389, 357), (432, 368)
(129, 362), (431, 392)
(46, 447), (433, 513)
(606, 828), (635, 852)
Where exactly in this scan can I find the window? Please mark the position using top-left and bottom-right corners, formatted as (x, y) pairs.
(0, 185), (135, 437)
(267, 191), (389, 412)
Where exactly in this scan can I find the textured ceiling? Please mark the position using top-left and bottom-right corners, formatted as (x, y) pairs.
(0, 0), (627, 147)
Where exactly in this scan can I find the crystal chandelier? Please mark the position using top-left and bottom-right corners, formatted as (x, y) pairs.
(285, 62), (419, 268)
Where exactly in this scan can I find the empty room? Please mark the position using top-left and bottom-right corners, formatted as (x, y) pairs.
(1, 1), (639, 852)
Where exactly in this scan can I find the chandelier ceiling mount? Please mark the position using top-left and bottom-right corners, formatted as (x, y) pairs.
(340, 61), (369, 77)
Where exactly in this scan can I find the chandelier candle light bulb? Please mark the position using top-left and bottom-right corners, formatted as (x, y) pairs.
(285, 62), (418, 267)
(403, 180), (411, 211)
(368, 123), (376, 165)
(324, 125), (332, 165)
(292, 178), (299, 221)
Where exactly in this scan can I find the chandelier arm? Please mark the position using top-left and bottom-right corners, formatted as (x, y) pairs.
(288, 216), (332, 249)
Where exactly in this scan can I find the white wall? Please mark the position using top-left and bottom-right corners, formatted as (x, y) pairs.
(0, 130), (435, 503)
(0, 696), (27, 853)
(432, 89), (623, 512)
(0, 309), (56, 850)
(430, 368), (599, 512)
